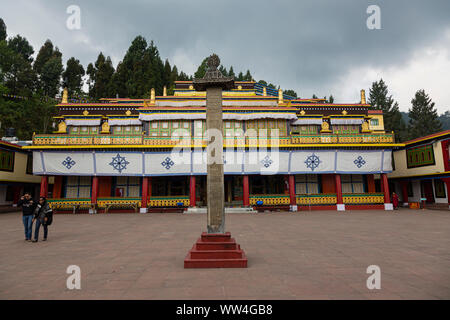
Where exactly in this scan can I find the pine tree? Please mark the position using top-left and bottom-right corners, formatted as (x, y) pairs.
(312, 94), (318, 99)
(86, 52), (114, 98)
(194, 58), (208, 79)
(283, 89), (297, 98)
(228, 66), (235, 78)
(0, 18), (6, 41)
(408, 89), (442, 139)
(329, 95), (334, 103)
(33, 40), (63, 97)
(244, 70), (252, 81)
(368, 79), (407, 142)
(62, 57), (85, 97)
(7, 35), (34, 62)
(237, 71), (244, 81)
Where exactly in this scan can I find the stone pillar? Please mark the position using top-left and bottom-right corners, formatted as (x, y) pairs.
(40, 176), (48, 198)
(90, 176), (99, 214)
(189, 176), (196, 207)
(381, 173), (393, 210)
(193, 54), (234, 234)
(288, 175), (296, 210)
(140, 177), (149, 213)
(401, 180), (409, 207)
(205, 86), (225, 233)
(243, 175), (250, 207)
(335, 174), (345, 211)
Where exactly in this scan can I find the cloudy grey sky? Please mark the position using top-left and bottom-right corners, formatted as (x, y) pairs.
(2, 0), (450, 113)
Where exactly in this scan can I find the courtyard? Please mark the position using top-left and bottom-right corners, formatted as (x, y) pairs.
(0, 209), (449, 300)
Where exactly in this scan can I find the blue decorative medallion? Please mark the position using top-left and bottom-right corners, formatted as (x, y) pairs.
(109, 153), (129, 173)
(353, 156), (366, 168)
(305, 153), (321, 171)
(260, 155), (273, 168)
(161, 157), (175, 170)
(62, 156), (76, 169)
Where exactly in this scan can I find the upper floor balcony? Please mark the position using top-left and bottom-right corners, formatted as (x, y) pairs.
(31, 132), (396, 148)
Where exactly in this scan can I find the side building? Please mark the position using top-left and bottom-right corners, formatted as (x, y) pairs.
(388, 130), (450, 209)
(0, 138), (42, 207)
(26, 81), (401, 213)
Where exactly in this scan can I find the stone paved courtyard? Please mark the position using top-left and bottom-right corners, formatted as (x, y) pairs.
(0, 209), (449, 300)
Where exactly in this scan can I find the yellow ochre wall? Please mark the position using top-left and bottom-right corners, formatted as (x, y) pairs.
(369, 114), (385, 132)
(388, 140), (445, 178)
(0, 151), (42, 184)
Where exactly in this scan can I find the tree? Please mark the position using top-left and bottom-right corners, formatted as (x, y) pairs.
(34, 40), (63, 97)
(312, 94), (318, 99)
(329, 95), (334, 103)
(86, 52), (115, 99)
(0, 40), (36, 96)
(62, 57), (85, 97)
(438, 111), (450, 130)
(368, 79), (407, 142)
(0, 18), (6, 41)
(283, 89), (297, 98)
(244, 70), (253, 81)
(408, 89), (442, 139)
(228, 66), (235, 78)
(7, 35), (34, 63)
(194, 57), (208, 79)
(237, 71), (244, 81)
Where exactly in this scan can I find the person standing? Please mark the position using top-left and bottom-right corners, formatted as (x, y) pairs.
(17, 192), (35, 241)
(392, 192), (399, 210)
(32, 197), (53, 242)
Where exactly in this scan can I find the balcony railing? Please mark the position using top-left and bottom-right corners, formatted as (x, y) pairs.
(32, 132), (395, 147)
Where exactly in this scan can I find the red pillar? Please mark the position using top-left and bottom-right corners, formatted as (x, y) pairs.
(401, 180), (409, 207)
(443, 178), (450, 210)
(381, 173), (392, 210)
(12, 185), (21, 206)
(91, 176), (99, 204)
(189, 176), (196, 207)
(335, 174), (344, 211)
(243, 175), (250, 207)
(141, 177), (149, 212)
(288, 175), (296, 206)
(39, 176), (48, 198)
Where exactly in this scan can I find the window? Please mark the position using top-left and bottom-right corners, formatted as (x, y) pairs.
(80, 126), (89, 133)
(0, 150), (15, 172)
(407, 182), (414, 197)
(172, 122), (179, 129)
(26, 154), (33, 174)
(162, 122), (169, 129)
(295, 174), (320, 194)
(151, 122), (158, 129)
(341, 174), (364, 193)
(70, 126), (79, 134)
(91, 127), (98, 134)
(407, 144), (435, 168)
(370, 119), (379, 126)
(64, 176), (91, 198)
(434, 179), (446, 198)
(183, 121), (190, 129)
(114, 176), (141, 197)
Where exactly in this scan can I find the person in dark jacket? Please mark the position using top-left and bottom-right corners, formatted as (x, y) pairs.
(32, 197), (52, 242)
(18, 192), (35, 241)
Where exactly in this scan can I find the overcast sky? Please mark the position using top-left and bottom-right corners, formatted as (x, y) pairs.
(2, 0), (450, 113)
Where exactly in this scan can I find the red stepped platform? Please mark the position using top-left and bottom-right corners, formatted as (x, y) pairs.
(184, 232), (248, 268)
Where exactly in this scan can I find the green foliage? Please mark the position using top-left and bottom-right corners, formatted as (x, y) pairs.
(86, 52), (115, 99)
(0, 18), (6, 41)
(408, 89), (442, 139)
(438, 111), (450, 130)
(34, 40), (63, 97)
(328, 95), (334, 103)
(283, 89), (297, 98)
(62, 57), (85, 97)
(7, 35), (34, 62)
(368, 79), (407, 142)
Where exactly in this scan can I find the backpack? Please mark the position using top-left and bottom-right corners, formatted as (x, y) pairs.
(45, 210), (53, 226)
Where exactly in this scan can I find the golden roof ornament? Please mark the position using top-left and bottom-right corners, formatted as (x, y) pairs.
(150, 88), (155, 102)
(263, 87), (267, 96)
(360, 89), (366, 104)
(278, 89), (283, 104)
(62, 88), (68, 104)
(300, 110), (306, 116)
(125, 110), (131, 116)
(342, 110), (348, 115)
(163, 86), (167, 96)
(83, 110), (89, 116)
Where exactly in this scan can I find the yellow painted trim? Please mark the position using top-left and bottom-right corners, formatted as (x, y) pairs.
(404, 131), (450, 146)
(24, 143), (403, 149)
(388, 170), (450, 179)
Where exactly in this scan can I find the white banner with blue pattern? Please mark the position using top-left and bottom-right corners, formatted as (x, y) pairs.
(95, 152), (143, 176)
(34, 149), (392, 176)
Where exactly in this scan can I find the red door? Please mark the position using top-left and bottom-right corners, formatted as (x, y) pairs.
(420, 181), (435, 203)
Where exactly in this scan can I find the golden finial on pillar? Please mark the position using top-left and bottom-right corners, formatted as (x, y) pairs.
(263, 87), (267, 96)
(360, 89), (366, 104)
(163, 86), (167, 96)
(278, 88), (283, 104)
(150, 88), (155, 102)
(62, 88), (68, 104)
